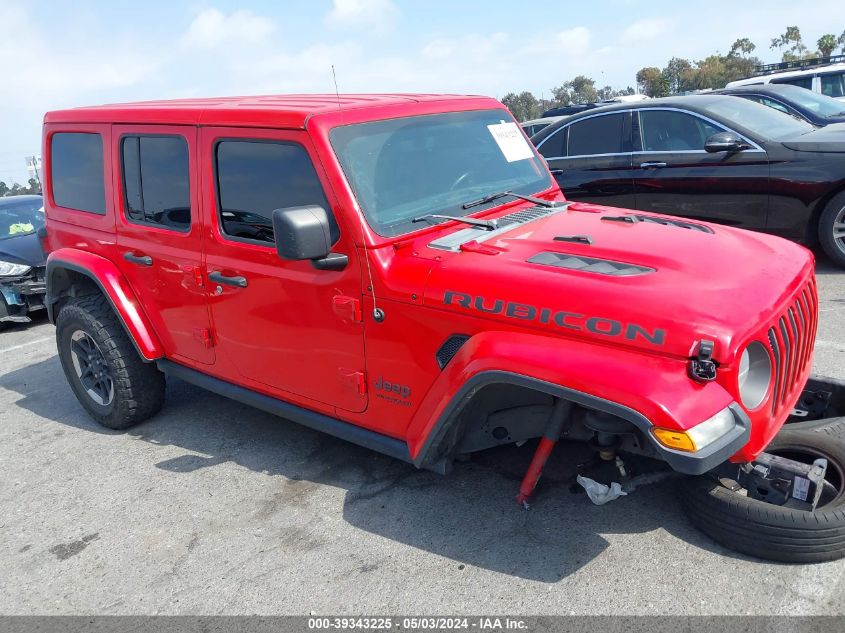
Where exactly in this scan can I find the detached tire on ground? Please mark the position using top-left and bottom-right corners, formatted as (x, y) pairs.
(785, 416), (845, 438)
(680, 428), (845, 563)
(56, 294), (165, 430)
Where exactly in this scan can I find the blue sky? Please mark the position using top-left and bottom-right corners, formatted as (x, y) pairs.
(1, 0), (841, 183)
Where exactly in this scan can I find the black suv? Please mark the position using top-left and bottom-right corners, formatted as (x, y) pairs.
(532, 95), (845, 266)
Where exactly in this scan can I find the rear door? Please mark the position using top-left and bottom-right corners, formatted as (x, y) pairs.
(632, 108), (770, 229)
(536, 111), (636, 208)
(113, 125), (215, 365)
(198, 127), (367, 413)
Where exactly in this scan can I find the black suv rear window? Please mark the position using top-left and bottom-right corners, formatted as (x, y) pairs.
(121, 135), (191, 231)
(50, 133), (106, 214)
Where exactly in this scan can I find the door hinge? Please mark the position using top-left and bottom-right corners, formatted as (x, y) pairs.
(338, 368), (367, 395)
(332, 295), (362, 322)
(192, 327), (214, 349)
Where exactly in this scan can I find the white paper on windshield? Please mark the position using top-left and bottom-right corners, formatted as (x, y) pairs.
(487, 121), (534, 163)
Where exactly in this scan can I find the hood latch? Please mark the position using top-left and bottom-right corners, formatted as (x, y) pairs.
(689, 340), (717, 382)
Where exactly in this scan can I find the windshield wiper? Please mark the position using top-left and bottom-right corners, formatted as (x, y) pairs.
(412, 214), (499, 231)
(461, 190), (557, 210)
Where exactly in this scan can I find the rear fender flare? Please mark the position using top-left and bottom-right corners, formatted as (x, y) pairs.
(408, 331), (736, 468)
(46, 248), (163, 361)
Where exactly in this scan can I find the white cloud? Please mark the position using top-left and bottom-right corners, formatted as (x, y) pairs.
(622, 18), (674, 42)
(326, 0), (399, 30)
(180, 8), (276, 49)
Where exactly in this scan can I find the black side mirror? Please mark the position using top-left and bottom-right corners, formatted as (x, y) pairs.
(271, 206), (347, 271)
(704, 132), (748, 153)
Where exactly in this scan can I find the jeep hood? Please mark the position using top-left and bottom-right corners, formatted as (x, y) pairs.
(421, 202), (814, 363)
(781, 123), (845, 152)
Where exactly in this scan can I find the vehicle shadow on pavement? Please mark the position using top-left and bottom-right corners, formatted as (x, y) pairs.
(2, 355), (758, 582)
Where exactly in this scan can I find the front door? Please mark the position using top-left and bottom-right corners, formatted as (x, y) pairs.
(633, 108), (770, 229)
(113, 125), (215, 365)
(198, 127), (367, 413)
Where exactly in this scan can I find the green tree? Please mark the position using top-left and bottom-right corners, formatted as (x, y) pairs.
(817, 34), (837, 57)
(0, 181), (9, 197)
(636, 67), (669, 97)
(728, 37), (756, 57)
(662, 57), (693, 94)
(771, 26), (808, 61)
(551, 75), (598, 106)
(596, 85), (635, 100)
(501, 91), (540, 121)
(837, 30), (845, 54)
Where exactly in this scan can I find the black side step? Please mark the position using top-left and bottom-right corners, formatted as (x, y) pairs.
(157, 359), (413, 464)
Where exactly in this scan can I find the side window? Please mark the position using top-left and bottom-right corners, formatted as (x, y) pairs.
(121, 135), (191, 231)
(537, 127), (567, 158)
(772, 75), (813, 90)
(758, 97), (791, 114)
(743, 95), (790, 114)
(639, 110), (722, 152)
(820, 73), (845, 98)
(567, 113), (627, 156)
(215, 140), (338, 245)
(50, 133), (106, 214)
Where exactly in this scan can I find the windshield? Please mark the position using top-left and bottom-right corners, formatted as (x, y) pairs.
(0, 198), (44, 240)
(777, 86), (845, 117)
(330, 109), (553, 237)
(701, 97), (815, 139)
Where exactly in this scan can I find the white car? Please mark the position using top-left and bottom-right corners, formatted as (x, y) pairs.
(727, 62), (845, 102)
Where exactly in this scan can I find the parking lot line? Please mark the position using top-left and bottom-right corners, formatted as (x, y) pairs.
(0, 336), (53, 355)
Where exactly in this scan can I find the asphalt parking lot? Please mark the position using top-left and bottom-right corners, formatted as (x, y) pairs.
(1, 259), (844, 616)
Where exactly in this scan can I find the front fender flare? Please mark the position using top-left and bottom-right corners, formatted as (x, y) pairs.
(407, 331), (740, 470)
(46, 248), (163, 361)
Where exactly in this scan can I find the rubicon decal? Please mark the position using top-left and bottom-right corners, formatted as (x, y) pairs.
(444, 291), (666, 346)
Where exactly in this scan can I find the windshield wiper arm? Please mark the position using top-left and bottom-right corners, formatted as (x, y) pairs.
(412, 214), (499, 231)
(461, 190), (557, 210)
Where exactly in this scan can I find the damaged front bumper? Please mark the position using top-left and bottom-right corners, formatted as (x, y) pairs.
(0, 267), (47, 323)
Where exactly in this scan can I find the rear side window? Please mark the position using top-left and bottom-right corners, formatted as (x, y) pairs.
(214, 140), (337, 245)
(820, 72), (845, 98)
(567, 113), (627, 156)
(121, 135), (191, 231)
(772, 75), (813, 90)
(50, 133), (106, 214)
(537, 127), (568, 159)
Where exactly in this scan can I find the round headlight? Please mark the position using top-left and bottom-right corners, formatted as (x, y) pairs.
(738, 341), (772, 410)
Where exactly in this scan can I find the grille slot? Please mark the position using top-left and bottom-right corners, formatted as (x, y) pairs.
(767, 279), (817, 415)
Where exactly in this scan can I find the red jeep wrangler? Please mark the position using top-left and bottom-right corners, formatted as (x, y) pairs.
(41, 95), (845, 562)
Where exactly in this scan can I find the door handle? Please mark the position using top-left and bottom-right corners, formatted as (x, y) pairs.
(639, 161), (667, 169)
(123, 252), (153, 266)
(209, 271), (248, 288)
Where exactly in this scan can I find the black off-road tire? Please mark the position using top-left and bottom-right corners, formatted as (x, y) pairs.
(56, 294), (165, 429)
(818, 190), (845, 268)
(680, 428), (845, 563)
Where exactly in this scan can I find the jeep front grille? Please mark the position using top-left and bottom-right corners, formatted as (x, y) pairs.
(767, 278), (817, 416)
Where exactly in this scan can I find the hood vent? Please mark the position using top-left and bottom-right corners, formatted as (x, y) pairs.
(528, 252), (655, 276)
(602, 214), (713, 233)
(428, 205), (561, 252)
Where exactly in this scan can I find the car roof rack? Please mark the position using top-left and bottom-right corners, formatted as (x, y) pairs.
(751, 55), (845, 77)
